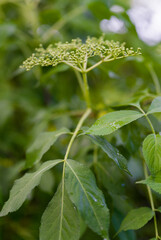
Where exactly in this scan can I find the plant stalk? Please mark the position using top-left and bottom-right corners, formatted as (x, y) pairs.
(143, 161), (159, 239)
(82, 72), (91, 108)
(61, 108), (91, 226)
(139, 106), (159, 239)
(64, 108), (91, 162)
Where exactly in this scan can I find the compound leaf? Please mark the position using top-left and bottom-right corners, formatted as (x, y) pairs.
(86, 110), (143, 136)
(40, 183), (80, 240)
(65, 159), (110, 239)
(0, 159), (62, 216)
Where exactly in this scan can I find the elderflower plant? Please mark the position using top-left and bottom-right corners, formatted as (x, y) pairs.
(21, 36), (141, 73)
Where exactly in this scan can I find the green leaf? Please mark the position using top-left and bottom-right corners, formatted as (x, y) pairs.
(95, 161), (125, 194)
(0, 159), (62, 216)
(147, 97), (161, 114)
(157, 206), (161, 212)
(143, 134), (161, 174)
(40, 183), (80, 240)
(26, 128), (69, 168)
(117, 207), (154, 234)
(139, 172), (161, 194)
(39, 170), (55, 194)
(65, 159), (110, 239)
(88, 135), (130, 175)
(86, 110), (143, 136)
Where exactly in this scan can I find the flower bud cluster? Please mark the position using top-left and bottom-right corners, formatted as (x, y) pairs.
(21, 36), (141, 71)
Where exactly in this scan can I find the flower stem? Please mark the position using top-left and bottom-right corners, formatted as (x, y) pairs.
(82, 72), (91, 108)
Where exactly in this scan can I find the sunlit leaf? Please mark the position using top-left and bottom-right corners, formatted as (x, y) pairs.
(147, 97), (161, 114)
(86, 110), (143, 136)
(65, 159), (110, 239)
(40, 183), (80, 240)
(0, 160), (62, 216)
(26, 128), (69, 168)
(88, 135), (130, 174)
(143, 134), (161, 174)
(117, 207), (154, 234)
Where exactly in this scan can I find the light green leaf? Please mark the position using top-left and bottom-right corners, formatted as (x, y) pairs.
(143, 134), (161, 174)
(117, 207), (154, 234)
(0, 159), (62, 216)
(139, 172), (161, 194)
(147, 97), (161, 114)
(26, 128), (69, 168)
(88, 135), (130, 175)
(65, 159), (110, 239)
(86, 110), (143, 136)
(40, 183), (80, 240)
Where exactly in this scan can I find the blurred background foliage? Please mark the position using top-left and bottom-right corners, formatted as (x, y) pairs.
(0, 0), (161, 239)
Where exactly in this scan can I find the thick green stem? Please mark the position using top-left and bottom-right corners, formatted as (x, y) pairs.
(82, 72), (91, 108)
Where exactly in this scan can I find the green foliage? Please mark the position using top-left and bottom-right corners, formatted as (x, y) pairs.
(1, 0), (161, 239)
(65, 159), (110, 239)
(117, 207), (154, 234)
(0, 160), (63, 216)
(40, 183), (80, 240)
(87, 135), (130, 174)
(143, 134), (161, 175)
(26, 128), (70, 168)
(86, 110), (143, 135)
(147, 97), (161, 114)
(139, 173), (161, 195)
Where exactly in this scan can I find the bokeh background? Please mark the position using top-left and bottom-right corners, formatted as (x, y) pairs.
(0, 0), (161, 239)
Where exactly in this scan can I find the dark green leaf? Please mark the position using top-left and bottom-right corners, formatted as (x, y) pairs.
(26, 128), (69, 168)
(0, 160), (62, 216)
(88, 135), (130, 174)
(117, 207), (154, 234)
(86, 110), (143, 136)
(143, 134), (161, 174)
(40, 183), (80, 240)
(65, 159), (110, 239)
